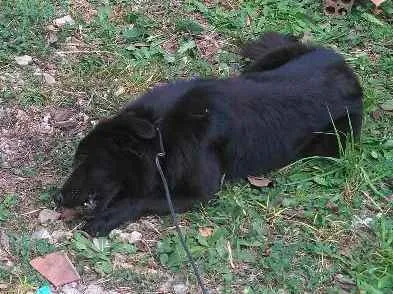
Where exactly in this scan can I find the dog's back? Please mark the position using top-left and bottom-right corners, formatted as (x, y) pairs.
(125, 32), (363, 179)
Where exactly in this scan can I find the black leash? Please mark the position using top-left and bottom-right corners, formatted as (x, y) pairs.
(155, 127), (209, 294)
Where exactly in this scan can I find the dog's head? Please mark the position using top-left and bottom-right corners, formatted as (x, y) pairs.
(55, 112), (157, 210)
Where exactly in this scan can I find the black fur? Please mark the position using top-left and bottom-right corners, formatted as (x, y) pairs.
(56, 32), (363, 236)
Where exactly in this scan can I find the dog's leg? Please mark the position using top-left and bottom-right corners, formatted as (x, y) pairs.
(83, 198), (142, 236)
(298, 113), (362, 158)
(83, 193), (207, 236)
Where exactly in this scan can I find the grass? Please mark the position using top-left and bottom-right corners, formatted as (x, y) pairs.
(0, 0), (393, 292)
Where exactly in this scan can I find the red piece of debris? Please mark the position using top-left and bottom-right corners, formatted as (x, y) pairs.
(30, 252), (80, 287)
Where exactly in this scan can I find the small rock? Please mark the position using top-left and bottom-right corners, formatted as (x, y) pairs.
(54, 15), (75, 27)
(48, 31), (58, 44)
(15, 55), (33, 66)
(61, 284), (81, 294)
(129, 231), (142, 243)
(352, 216), (373, 229)
(114, 86), (125, 97)
(110, 230), (142, 244)
(39, 113), (54, 135)
(380, 100), (393, 112)
(34, 67), (42, 76)
(31, 228), (51, 240)
(46, 24), (57, 31)
(53, 109), (74, 122)
(0, 230), (10, 254)
(158, 279), (175, 293)
(247, 176), (273, 188)
(52, 230), (73, 243)
(109, 229), (122, 239)
(84, 284), (105, 294)
(39, 209), (61, 224)
(173, 283), (188, 294)
(43, 73), (56, 85)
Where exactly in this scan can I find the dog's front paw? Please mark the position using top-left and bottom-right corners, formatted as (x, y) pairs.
(83, 218), (113, 237)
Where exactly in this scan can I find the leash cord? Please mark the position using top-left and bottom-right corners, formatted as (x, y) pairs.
(155, 128), (208, 294)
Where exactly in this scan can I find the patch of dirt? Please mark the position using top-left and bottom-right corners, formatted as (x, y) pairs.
(203, 0), (243, 10)
(0, 106), (89, 169)
(162, 37), (179, 54)
(70, 0), (98, 24)
(0, 69), (25, 94)
(195, 32), (224, 63)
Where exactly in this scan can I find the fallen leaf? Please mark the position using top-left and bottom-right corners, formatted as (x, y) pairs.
(335, 273), (356, 291)
(326, 201), (339, 213)
(198, 227), (213, 237)
(380, 100), (393, 111)
(370, 0), (386, 7)
(262, 246), (271, 257)
(247, 176), (272, 188)
(30, 252), (80, 287)
(371, 110), (382, 120)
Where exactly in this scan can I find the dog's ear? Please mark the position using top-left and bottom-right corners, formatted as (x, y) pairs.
(119, 112), (156, 139)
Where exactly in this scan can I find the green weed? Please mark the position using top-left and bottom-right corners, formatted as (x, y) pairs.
(71, 232), (137, 275)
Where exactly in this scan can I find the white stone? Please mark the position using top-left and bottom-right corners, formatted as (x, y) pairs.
(109, 229), (141, 244)
(62, 284), (81, 294)
(114, 86), (125, 97)
(129, 231), (142, 243)
(43, 73), (56, 85)
(15, 55), (32, 66)
(84, 284), (104, 294)
(52, 230), (73, 243)
(173, 283), (188, 294)
(31, 228), (51, 240)
(53, 15), (75, 27)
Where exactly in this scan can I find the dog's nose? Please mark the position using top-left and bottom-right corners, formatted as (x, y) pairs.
(54, 192), (63, 206)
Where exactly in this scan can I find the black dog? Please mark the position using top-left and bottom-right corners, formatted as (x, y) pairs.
(56, 32), (363, 236)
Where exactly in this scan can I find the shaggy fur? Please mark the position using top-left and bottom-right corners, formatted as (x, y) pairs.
(56, 32), (363, 236)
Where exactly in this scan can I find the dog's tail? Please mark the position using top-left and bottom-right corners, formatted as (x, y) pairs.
(240, 32), (314, 72)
